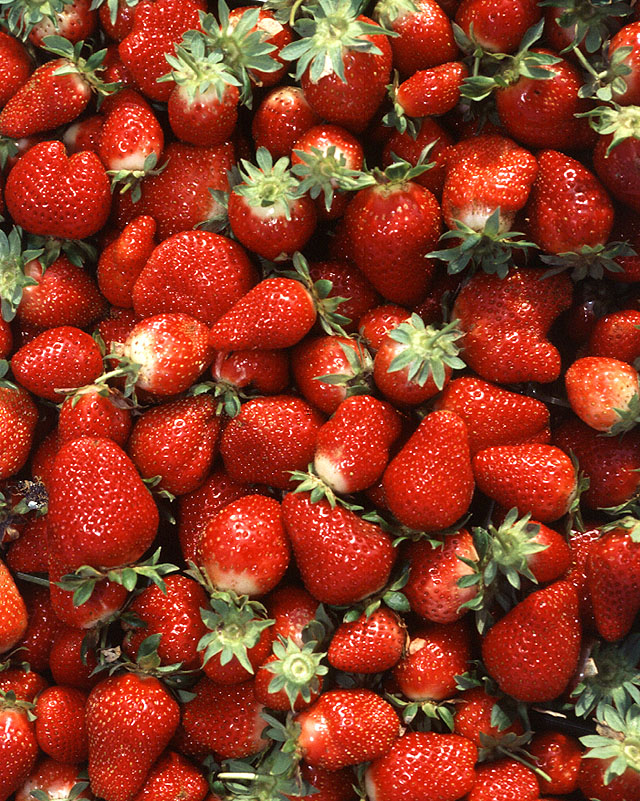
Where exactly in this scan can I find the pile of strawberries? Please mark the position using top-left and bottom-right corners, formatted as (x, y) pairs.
(2, 0), (640, 799)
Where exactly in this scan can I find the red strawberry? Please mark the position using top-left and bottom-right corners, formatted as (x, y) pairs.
(220, 395), (323, 489)
(0, 669), (47, 703)
(593, 130), (640, 215)
(128, 395), (221, 495)
(251, 85), (320, 159)
(473, 444), (577, 523)
(608, 20), (640, 105)
(97, 215), (157, 309)
(435, 376), (550, 455)
(0, 559), (27, 654)
(452, 268), (573, 384)
(455, 0), (541, 52)
(122, 312), (214, 396)
(296, 689), (401, 770)
(11, 325), (103, 402)
(86, 673), (180, 801)
(565, 356), (640, 434)
(131, 751), (208, 801)
(393, 60), (469, 118)
(468, 759), (540, 801)
(282, 490), (396, 605)
(15, 758), (93, 801)
(0, 382), (38, 481)
(382, 410), (474, 532)
(198, 495), (290, 597)
(254, 638), (325, 712)
(58, 386), (132, 447)
(123, 574), (208, 671)
(49, 626), (100, 691)
(64, 112), (105, 154)
(0, 693), (39, 801)
(5, 140), (111, 239)
(454, 687), (524, 747)
(393, 619), (471, 701)
(48, 435), (159, 569)
(284, 764), (357, 801)
(481, 580), (581, 702)
(529, 731), (582, 796)
(588, 309), (640, 363)
(210, 348), (290, 412)
(265, 584), (319, 647)
(34, 685), (88, 764)
(13, 585), (62, 674)
(6, 516), (49, 574)
(28, 0), (98, 46)
(382, 117), (454, 197)
(364, 731), (477, 801)
(0, 319), (12, 359)
(359, 304), (410, 351)
(0, 31), (32, 109)
(327, 607), (406, 674)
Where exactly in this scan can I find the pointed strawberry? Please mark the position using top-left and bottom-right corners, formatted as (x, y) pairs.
(34, 685), (88, 764)
(391, 60), (469, 120)
(0, 380), (38, 482)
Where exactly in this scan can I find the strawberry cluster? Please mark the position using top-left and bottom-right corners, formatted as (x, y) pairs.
(1, 0), (640, 800)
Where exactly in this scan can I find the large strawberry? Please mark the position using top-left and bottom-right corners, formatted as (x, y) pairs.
(0, 381), (38, 482)
(0, 691), (38, 801)
(327, 606), (406, 674)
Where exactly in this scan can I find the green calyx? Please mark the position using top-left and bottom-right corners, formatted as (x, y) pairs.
(579, 102), (640, 153)
(386, 692), (456, 730)
(91, 0), (140, 28)
(0, 0), (67, 39)
(160, 38), (241, 102)
(581, 698), (640, 784)
(539, 0), (632, 54)
(540, 240), (634, 282)
(24, 234), (96, 270)
(385, 314), (466, 391)
(108, 152), (167, 204)
(56, 548), (179, 607)
(285, 251), (351, 335)
(291, 144), (368, 212)
(233, 147), (302, 220)
(429, 207), (537, 278)
(575, 43), (633, 102)
(0, 689), (36, 719)
(373, 0), (419, 28)
(281, 0), (393, 84)
(265, 637), (328, 709)
(314, 338), (373, 396)
(214, 744), (313, 801)
(457, 508), (548, 634)
(607, 380), (640, 437)
(30, 781), (90, 801)
(289, 464), (353, 509)
(0, 137), (19, 171)
(0, 227), (44, 322)
(572, 634), (640, 719)
(198, 592), (275, 675)
(78, 347), (142, 402)
(42, 36), (121, 96)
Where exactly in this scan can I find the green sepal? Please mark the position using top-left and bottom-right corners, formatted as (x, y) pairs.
(538, 0), (633, 54)
(0, 0), (67, 39)
(540, 241), (633, 282)
(577, 102), (640, 153)
(42, 37), (121, 96)
(581, 698), (640, 784)
(0, 227), (43, 322)
(291, 144), (370, 211)
(283, 251), (351, 335)
(265, 637), (328, 708)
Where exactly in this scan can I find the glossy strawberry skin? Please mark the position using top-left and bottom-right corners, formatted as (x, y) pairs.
(14, 758), (93, 801)
(58, 388), (132, 447)
(382, 118), (454, 197)
(593, 133), (640, 214)
(482, 581), (581, 702)
(0, 385), (38, 481)
(0, 702), (38, 801)
(455, 0), (541, 52)
(168, 81), (240, 148)
(131, 751), (208, 801)
(565, 356), (640, 433)
(454, 687), (524, 746)
(49, 626), (100, 691)
(396, 61), (468, 117)
(48, 436), (159, 570)
(97, 215), (157, 308)
(252, 85), (320, 159)
(0, 31), (32, 109)
(265, 585), (319, 647)
(282, 491), (396, 605)
(578, 755), (640, 801)
(34, 685), (88, 764)
(468, 759), (540, 801)
(0, 560), (27, 655)
(588, 309), (640, 362)
(529, 731), (582, 796)
(328, 607), (406, 674)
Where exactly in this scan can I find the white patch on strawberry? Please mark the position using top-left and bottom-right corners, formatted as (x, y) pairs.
(456, 204), (514, 234)
(205, 565), (261, 597)
(314, 451), (350, 494)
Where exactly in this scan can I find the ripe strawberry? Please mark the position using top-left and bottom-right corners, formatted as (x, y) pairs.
(128, 395), (221, 495)
(455, 0), (541, 52)
(49, 625), (100, 690)
(343, 158), (441, 307)
(359, 304), (410, 351)
(252, 85), (320, 159)
(282, 3), (393, 134)
(97, 215), (157, 308)
(0, 31), (32, 109)
(0, 693), (38, 801)
(254, 637), (325, 712)
(112, 140), (235, 241)
(0, 668), (47, 703)
(118, 0), (205, 102)
(11, 326), (103, 402)
(328, 607), (406, 674)
(473, 444), (577, 523)
(58, 385), (132, 446)
(404, 529), (479, 623)
(122, 312), (214, 396)
(34, 685), (88, 764)
(608, 21), (640, 106)
(0, 382), (37, 481)
(0, 559), (27, 654)
(86, 672), (180, 801)
(593, 129), (640, 215)
(452, 268), (572, 384)
(210, 348), (290, 412)
(296, 689), (401, 770)
(482, 580), (581, 702)
(13, 585), (62, 673)
(64, 112), (105, 154)
(453, 686), (524, 747)
(282, 491), (396, 605)
(6, 516), (49, 574)
(27, 0), (98, 46)
(14, 758), (93, 801)
(265, 584), (319, 648)
(435, 376), (550, 455)
(588, 309), (640, 363)
(198, 495), (290, 597)
(587, 526), (640, 642)
(393, 60), (469, 118)
(284, 764), (357, 801)
(48, 435), (159, 569)
(468, 758), (540, 801)
(177, 677), (270, 760)
(382, 117), (454, 197)
(364, 731), (477, 801)
(578, 754), (640, 801)
(131, 751), (208, 801)
(382, 410), (474, 532)
(529, 731), (582, 796)
(0, 319), (12, 359)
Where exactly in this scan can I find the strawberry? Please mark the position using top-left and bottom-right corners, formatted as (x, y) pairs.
(225, 5), (293, 89)
(118, 0), (205, 102)
(122, 312), (214, 397)
(0, 31), (32, 108)
(382, 410), (474, 532)
(453, 686), (524, 747)
(404, 529), (479, 623)
(13, 585), (62, 673)
(34, 685), (88, 764)
(5, 140), (111, 240)
(210, 348), (290, 413)
(127, 395), (221, 495)
(587, 525), (640, 642)
(343, 159), (442, 307)
(6, 516), (49, 574)
(392, 60), (469, 119)
(86, 672), (180, 801)
(452, 268), (573, 385)
(0, 319), (12, 359)
(529, 731), (582, 796)
(122, 574), (207, 671)
(473, 444), (577, 523)
(131, 751), (208, 801)
(435, 376), (550, 455)
(15, 758), (93, 801)
(312, 395), (401, 494)
(0, 382), (37, 481)
(455, 0), (541, 53)
(48, 435), (159, 569)
(307, 260), (378, 334)
(328, 607), (406, 674)
(11, 326), (103, 402)
(112, 140), (235, 241)
(468, 758), (540, 801)
(364, 730), (477, 801)
(265, 584), (319, 647)
(0, 692), (39, 801)
(295, 689), (401, 770)
(198, 495), (290, 597)
(58, 385), (132, 446)
(254, 637), (326, 712)
(565, 356), (640, 434)
(252, 85), (320, 159)
(374, 0), (458, 76)
(27, 0), (98, 46)
(592, 122), (640, 215)
(177, 677), (270, 760)
(0, 559), (27, 654)
(578, 754), (640, 801)
(0, 668), (47, 703)
(49, 625), (100, 690)
(282, 490), (396, 605)
(220, 395), (323, 489)
(97, 215), (157, 309)
(359, 304), (410, 351)
(284, 764), (357, 801)
(282, 2), (393, 134)
(64, 112), (105, 154)
(227, 148), (317, 262)
(481, 580), (581, 702)
(588, 309), (640, 362)
(382, 117), (454, 197)
(608, 20), (640, 106)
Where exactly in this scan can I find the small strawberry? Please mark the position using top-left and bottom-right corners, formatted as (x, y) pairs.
(327, 606), (406, 674)
(453, 686), (524, 747)
(588, 309), (640, 363)
(58, 385), (132, 447)
(265, 584), (319, 648)
(251, 85), (320, 159)
(131, 751), (208, 801)
(0, 31), (32, 109)
(529, 731), (582, 796)
(0, 559), (27, 654)
(482, 580), (581, 702)
(49, 625), (99, 690)
(97, 215), (157, 309)
(34, 685), (88, 764)
(254, 637), (326, 712)
(0, 690), (38, 799)
(0, 379), (38, 482)
(210, 348), (290, 413)
(455, 0), (541, 53)
(391, 60), (469, 120)
(381, 117), (454, 197)
(15, 758), (94, 801)
(468, 758), (540, 801)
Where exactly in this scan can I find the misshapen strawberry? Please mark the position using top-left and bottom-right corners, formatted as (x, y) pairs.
(97, 215), (157, 308)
